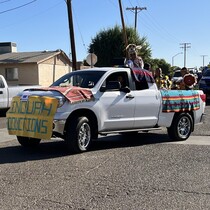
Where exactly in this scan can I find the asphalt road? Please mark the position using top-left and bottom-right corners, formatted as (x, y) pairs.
(0, 103), (210, 209)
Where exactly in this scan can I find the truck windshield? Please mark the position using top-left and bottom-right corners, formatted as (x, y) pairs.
(50, 70), (106, 88)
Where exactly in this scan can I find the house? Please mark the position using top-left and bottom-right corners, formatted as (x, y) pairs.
(0, 42), (71, 86)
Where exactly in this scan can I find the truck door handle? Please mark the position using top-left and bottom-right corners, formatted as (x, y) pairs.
(0, 91), (3, 94)
(126, 94), (134, 99)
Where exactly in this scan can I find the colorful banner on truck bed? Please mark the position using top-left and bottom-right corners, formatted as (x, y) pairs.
(160, 90), (200, 112)
(6, 96), (58, 139)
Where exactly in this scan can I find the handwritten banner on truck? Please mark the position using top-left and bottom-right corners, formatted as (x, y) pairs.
(6, 96), (58, 139)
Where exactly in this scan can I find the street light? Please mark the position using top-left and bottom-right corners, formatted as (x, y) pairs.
(172, 52), (183, 66)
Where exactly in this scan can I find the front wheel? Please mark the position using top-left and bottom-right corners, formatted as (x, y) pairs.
(167, 113), (193, 141)
(65, 116), (92, 153)
(17, 136), (41, 147)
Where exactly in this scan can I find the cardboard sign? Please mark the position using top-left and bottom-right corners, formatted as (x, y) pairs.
(6, 96), (58, 139)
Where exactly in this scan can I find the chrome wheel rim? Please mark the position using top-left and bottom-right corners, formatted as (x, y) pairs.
(78, 122), (91, 150)
(178, 116), (191, 138)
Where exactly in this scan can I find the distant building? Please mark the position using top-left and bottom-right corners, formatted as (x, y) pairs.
(0, 42), (71, 86)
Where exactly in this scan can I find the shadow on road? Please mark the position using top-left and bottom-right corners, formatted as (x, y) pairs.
(0, 132), (172, 164)
(92, 132), (171, 150)
(0, 140), (70, 164)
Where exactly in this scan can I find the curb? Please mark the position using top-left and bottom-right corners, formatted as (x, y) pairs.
(0, 128), (16, 143)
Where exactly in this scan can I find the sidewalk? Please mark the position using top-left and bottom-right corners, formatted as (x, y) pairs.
(0, 128), (16, 143)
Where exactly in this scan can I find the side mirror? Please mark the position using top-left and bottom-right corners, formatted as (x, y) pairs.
(121, 86), (131, 93)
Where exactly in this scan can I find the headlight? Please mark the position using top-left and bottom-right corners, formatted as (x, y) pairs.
(55, 96), (66, 107)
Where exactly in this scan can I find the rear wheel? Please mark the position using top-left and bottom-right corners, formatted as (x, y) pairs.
(17, 136), (41, 147)
(65, 116), (92, 153)
(167, 113), (193, 141)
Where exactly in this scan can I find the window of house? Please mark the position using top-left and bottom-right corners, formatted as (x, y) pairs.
(5, 68), (18, 81)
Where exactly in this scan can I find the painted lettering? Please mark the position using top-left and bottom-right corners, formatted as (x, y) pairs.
(42, 103), (52, 116)
(7, 117), (50, 134)
(41, 120), (48, 134)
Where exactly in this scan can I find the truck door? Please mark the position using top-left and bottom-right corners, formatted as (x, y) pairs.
(98, 72), (135, 131)
(133, 83), (161, 128)
(0, 76), (8, 109)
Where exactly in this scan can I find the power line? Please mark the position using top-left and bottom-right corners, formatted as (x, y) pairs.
(107, 0), (118, 7)
(0, 1), (63, 31)
(0, 0), (37, 15)
(127, 0), (134, 7)
(180, 43), (191, 67)
(0, 0), (11, 4)
(201, 55), (208, 67)
(72, 7), (87, 54)
(143, 11), (181, 44)
(126, 6), (146, 32)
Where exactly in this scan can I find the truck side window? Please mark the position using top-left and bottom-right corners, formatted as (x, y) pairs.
(135, 79), (148, 90)
(0, 77), (5, 88)
(131, 69), (149, 91)
(106, 72), (129, 89)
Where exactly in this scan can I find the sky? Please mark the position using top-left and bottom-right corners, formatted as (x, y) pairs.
(1, 0), (210, 69)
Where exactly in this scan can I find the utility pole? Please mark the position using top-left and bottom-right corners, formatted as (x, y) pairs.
(118, 0), (128, 48)
(126, 6), (147, 31)
(201, 55), (208, 67)
(66, 0), (77, 70)
(180, 43), (191, 67)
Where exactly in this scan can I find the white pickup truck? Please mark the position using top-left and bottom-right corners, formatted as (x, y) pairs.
(0, 75), (39, 110)
(6, 67), (206, 153)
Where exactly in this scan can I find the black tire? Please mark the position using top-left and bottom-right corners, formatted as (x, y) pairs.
(167, 113), (193, 141)
(17, 136), (41, 147)
(65, 116), (92, 153)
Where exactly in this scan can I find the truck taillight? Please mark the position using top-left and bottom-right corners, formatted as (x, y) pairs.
(200, 93), (206, 102)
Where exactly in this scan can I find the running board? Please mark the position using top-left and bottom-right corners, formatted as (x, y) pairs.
(99, 127), (162, 135)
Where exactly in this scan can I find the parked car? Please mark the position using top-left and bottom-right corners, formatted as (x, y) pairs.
(0, 75), (40, 110)
(171, 69), (199, 89)
(199, 69), (210, 97)
(171, 70), (182, 83)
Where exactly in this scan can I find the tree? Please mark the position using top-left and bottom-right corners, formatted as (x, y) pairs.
(152, 58), (171, 75)
(88, 25), (152, 67)
(144, 58), (171, 76)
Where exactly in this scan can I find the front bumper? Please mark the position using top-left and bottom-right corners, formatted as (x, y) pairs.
(53, 119), (66, 136)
